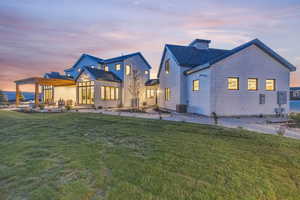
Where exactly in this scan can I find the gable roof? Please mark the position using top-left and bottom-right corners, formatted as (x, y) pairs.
(166, 44), (229, 67)
(185, 39), (297, 75)
(77, 67), (122, 83)
(208, 39), (296, 71)
(157, 44), (229, 77)
(65, 54), (103, 72)
(101, 52), (152, 69)
(65, 52), (151, 73)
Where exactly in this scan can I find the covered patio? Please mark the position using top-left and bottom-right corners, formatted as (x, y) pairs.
(14, 77), (76, 107)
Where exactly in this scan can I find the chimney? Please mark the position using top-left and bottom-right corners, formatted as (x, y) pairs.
(189, 39), (211, 50)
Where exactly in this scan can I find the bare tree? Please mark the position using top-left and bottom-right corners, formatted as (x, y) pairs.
(128, 69), (142, 110)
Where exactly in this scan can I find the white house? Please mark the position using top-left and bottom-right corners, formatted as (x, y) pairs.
(42, 53), (158, 108)
(158, 39), (297, 116)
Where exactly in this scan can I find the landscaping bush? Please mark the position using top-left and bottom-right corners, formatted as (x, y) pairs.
(290, 113), (300, 128)
(38, 104), (45, 110)
(65, 105), (72, 111)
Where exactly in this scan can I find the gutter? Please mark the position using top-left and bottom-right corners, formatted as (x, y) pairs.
(184, 63), (210, 75)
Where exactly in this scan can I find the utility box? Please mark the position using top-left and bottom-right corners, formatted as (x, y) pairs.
(277, 91), (287, 105)
(176, 104), (187, 113)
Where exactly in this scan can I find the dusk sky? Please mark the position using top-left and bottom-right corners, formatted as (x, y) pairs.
(0, 0), (300, 91)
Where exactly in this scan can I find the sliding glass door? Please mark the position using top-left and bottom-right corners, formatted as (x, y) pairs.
(77, 81), (94, 105)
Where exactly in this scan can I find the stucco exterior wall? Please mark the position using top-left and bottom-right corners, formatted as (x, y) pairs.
(211, 44), (290, 116)
(187, 68), (212, 115)
(94, 81), (121, 108)
(158, 48), (183, 110)
(122, 55), (150, 107)
(53, 86), (77, 105)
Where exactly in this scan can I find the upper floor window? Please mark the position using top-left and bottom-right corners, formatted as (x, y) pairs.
(144, 70), (149, 75)
(228, 77), (239, 90)
(125, 65), (131, 75)
(266, 79), (276, 91)
(165, 59), (170, 74)
(98, 64), (101, 70)
(248, 78), (258, 91)
(115, 64), (121, 71)
(192, 80), (200, 91)
(165, 88), (171, 101)
(104, 65), (109, 72)
(77, 68), (81, 72)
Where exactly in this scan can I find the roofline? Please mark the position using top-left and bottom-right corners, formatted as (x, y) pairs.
(185, 38), (297, 75)
(157, 45), (181, 78)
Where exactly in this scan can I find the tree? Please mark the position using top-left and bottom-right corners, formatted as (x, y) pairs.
(128, 69), (142, 110)
(0, 90), (8, 105)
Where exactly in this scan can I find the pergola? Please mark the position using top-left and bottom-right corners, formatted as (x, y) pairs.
(14, 77), (76, 106)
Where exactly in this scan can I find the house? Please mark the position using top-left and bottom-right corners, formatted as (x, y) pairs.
(290, 87), (300, 100)
(41, 52), (159, 108)
(158, 39), (297, 116)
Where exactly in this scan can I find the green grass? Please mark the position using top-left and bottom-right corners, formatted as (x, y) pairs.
(0, 111), (300, 200)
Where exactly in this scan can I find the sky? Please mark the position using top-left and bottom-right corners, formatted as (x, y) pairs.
(0, 0), (300, 91)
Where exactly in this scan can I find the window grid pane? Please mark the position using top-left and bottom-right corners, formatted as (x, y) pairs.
(193, 80), (199, 91)
(248, 78), (258, 90)
(266, 79), (275, 91)
(228, 78), (239, 90)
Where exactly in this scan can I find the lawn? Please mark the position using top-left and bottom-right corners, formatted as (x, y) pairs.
(0, 111), (300, 200)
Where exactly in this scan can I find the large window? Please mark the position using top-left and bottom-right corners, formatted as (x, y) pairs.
(228, 77), (239, 90)
(78, 81), (94, 104)
(266, 79), (276, 91)
(104, 65), (109, 72)
(145, 89), (155, 98)
(248, 78), (258, 90)
(165, 88), (171, 101)
(115, 64), (121, 71)
(125, 65), (131, 75)
(43, 86), (53, 104)
(165, 59), (170, 74)
(192, 80), (200, 91)
(100, 86), (119, 100)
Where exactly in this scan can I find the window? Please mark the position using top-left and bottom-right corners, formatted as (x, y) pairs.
(77, 68), (81, 72)
(146, 89), (155, 98)
(165, 88), (171, 101)
(104, 65), (109, 72)
(43, 86), (53, 103)
(100, 86), (119, 100)
(125, 65), (131, 75)
(192, 80), (200, 91)
(228, 77), (239, 90)
(259, 94), (266, 104)
(266, 79), (275, 91)
(165, 59), (170, 74)
(248, 78), (258, 91)
(98, 64), (102, 69)
(145, 70), (149, 75)
(115, 64), (121, 71)
(77, 81), (94, 104)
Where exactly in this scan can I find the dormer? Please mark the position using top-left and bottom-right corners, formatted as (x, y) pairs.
(189, 39), (211, 50)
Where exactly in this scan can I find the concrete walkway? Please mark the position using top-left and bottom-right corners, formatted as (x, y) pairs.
(75, 109), (300, 140)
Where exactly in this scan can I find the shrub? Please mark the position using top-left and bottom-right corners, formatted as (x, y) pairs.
(289, 113), (300, 128)
(65, 105), (72, 111)
(38, 104), (45, 110)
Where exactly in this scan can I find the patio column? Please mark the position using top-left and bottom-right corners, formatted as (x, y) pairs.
(16, 84), (20, 107)
(35, 83), (39, 106)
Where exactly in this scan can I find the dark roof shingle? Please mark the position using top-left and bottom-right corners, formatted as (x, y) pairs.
(166, 44), (230, 67)
(84, 67), (122, 83)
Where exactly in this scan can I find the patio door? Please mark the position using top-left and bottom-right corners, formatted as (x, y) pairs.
(77, 81), (94, 105)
